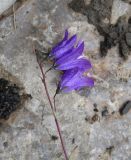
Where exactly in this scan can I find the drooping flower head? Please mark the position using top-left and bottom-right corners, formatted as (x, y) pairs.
(50, 30), (94, 92)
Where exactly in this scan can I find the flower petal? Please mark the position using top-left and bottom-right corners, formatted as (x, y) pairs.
(67, 76), (94, 88)
(51, 30), (68, 53)
(56, 58), (92, 70)
(61, 70), (94, 91)
(56, 41), (84, 65)
(52, 34), (77, 59)
(60, 68), (78, 89)
(66, 70), (93, 86)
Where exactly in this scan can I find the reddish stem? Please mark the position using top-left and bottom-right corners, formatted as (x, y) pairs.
(36, 57), (68, 160)
(53, 95), (56, 112)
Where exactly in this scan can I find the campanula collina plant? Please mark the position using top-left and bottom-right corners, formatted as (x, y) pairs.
(50, 30), (94, 92)
(35, 30), (94, 160)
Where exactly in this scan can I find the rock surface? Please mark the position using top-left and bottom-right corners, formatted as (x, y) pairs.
(111, 0), (130, 24)
(0, 0), (16, 14)
(0, 0), (131, 160)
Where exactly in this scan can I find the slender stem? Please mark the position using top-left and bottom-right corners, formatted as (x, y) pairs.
(53, 84), (60, 112)
(39, 62), (54, 111)
(36, 57), (68, 160)
(13, 4), (16, 30)
(53, 96), (56, 112)
(45, 64), (55, 74)
(54, 117), (68, 160)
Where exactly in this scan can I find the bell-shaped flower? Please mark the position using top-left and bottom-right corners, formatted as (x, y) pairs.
(50, 30), (94, 92)
(59, 68), (94, 92)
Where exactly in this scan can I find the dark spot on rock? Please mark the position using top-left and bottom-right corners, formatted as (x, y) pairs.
(1, 35), (5, 39)
(111, 111), (115, 114)
(26, 11), (29, 14)
(0, 78), (21, 120)
(68, 0), (131, 59)
(91, 114), (100, 123)
(101, 107), (109, 117)
(56, 152), (63, 158)
(93, 103), (99, 112)
(119, 38), (130, 60)
(94, 108), (99, 112)
(128, 17), (131, 28)
(32, 2), (36, 6)
(69, 0), (113, 29)
(22, 94), (32, 99)
(72, 138), (75, 144)
(68, 0), (85, 13)
(93, 103), (97, 107)
(126, 32), (131, 47)
(119, 101), (131, 115)
(51, 135), (58, 141)
(106, 146), (114, 155)
(3, 141), (8, 148)
(85, 115), (89, 122)
(0, 78), (29, 120)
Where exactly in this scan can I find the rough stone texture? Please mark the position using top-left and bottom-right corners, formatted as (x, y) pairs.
(0, 0), (131, 160)
(111, 0), (130, 24)
(0, 0), (16, 14)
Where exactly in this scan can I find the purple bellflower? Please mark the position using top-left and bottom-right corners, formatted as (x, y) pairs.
(50, 30), (94, 92)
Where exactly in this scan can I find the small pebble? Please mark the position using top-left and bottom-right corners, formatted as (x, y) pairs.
(101, 107), (109, 117)
(119, 101), (131, 115)
(72, 138), (75, 144)
(93, 103), (99, 112)
(3, 141), (8, 148)
(106, 146), (114, 155)
(91, 114), (99, 122)
(94, 108), (99, 112)
(85, 116), (89, 122)
(51, 135), (58, 141)
(93, 103), (97, 108)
